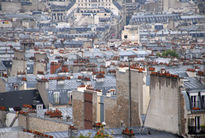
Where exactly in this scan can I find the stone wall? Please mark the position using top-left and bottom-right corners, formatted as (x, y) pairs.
(11, 50), (26, 76)
(18, 114), (69, 133)
(35, 53), (47, 61)
(72, 91), (84, 129)
(37, 81), (49, 108)
(0, 131), (34, 138)
(33, 53), (47, 75)
(72, 90), (98, 129)
(92, 91), (97, 125)
(6, 112), (19, 127)
(34, 62), (47, 75)
(83, 41), (92, 48)
(72, 68), (149, 129)
(0, 111), (6, 127)
(144, 75), (181, 134)
(116, 69), (145, 127)
(104, 96), (119, 128)
(104, 69), (146, 128)
(0, 2), (21, 13)
(0, 78), (6, 93)
(72, 65), (85, 73)
(179, 87), (186, 136)
(18, 131), (34, 138)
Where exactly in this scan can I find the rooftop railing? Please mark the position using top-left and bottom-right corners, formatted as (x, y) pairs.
(188, 126), (205, 134)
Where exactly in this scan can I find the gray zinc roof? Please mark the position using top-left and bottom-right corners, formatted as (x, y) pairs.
(184, 77), (205, 90)
(45, 127), (178, 138)
(0, 61), (7, 71)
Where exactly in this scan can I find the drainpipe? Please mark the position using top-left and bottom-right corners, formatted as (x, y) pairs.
(128, 59), (132, 127)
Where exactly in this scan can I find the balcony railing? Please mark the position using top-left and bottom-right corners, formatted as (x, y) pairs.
(188, 126), (205, 134)
(191, 101), (205, 111)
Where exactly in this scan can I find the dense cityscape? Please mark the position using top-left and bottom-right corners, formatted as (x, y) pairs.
(0, 0), (205, 137)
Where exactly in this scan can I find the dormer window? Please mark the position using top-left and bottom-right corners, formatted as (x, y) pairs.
(202, 95), (205, 108)
(53, 92), (60, 104)
(191, 95), (199, 109)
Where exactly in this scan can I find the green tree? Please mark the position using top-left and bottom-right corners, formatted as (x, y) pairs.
(156, 52), (161, 57)
(78, 134), (90, 138)
(162, 50), (178, 58)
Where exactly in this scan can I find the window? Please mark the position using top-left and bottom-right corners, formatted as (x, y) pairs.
(191, 96), (198, 108)
(53, 92), (60, 104)
(191, 95), (199, 108)
(67, 91), (72, 104)
(202, 95), (205, 108)
(188, 118), (195, 126)
(195, 116), (200, 131)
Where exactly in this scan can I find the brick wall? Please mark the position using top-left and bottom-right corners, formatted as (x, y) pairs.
(72, 90), (98, 129)
(84, 92), (93, 129)
(50, 62), (61, 74)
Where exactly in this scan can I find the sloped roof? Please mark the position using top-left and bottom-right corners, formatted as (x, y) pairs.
(0, 61), (7, 71)
(112, 0), (122, 10)
(45, 127), (178, 138)
(184, 77), (205, 90)
(0, 89), (44, 109)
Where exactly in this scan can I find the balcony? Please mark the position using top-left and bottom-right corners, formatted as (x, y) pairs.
(188, 126), (205, 134)
(191, 101), (205, 111)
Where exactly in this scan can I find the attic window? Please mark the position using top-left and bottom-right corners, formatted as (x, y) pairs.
(124, 35), (128, 39)
(183, 79), (189, 82)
